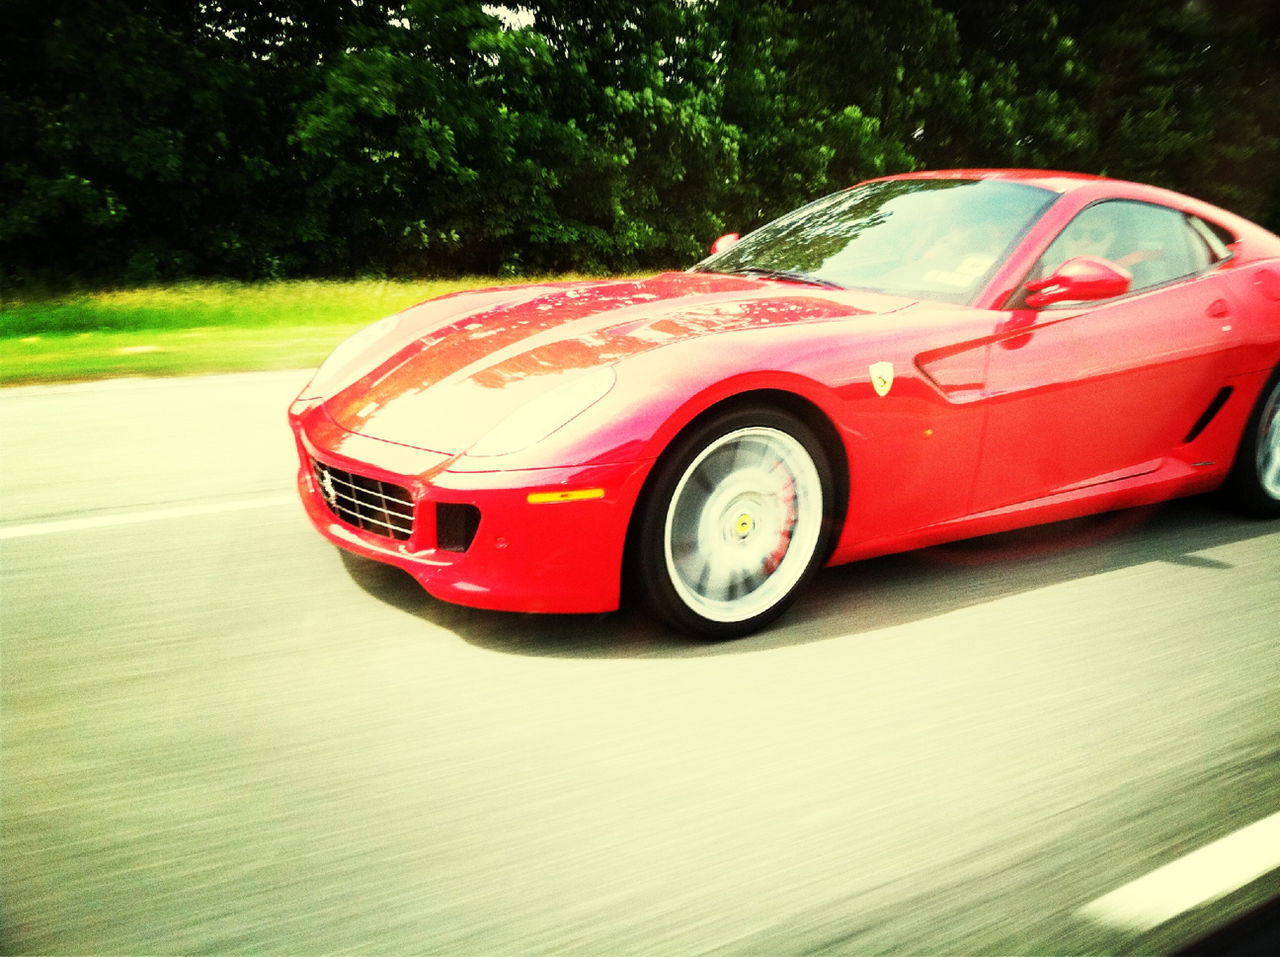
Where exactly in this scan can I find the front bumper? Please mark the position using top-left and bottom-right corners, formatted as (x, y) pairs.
(290, 408), (651, 614)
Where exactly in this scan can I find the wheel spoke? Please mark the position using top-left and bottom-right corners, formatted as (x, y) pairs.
(703, 446), (735, 485)
(730, 438), (756, 473)
(696, 560), (714, 596)
(672, 539), (708, 580)
(724, 569), (744, 602)
(701, 559), (736, 600)
(753, 441), (778, 473)
(740, 564), (768, 594)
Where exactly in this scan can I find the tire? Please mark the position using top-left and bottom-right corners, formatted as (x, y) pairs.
(634, 406), (835, 639)
(1224, 367), (1280, 519)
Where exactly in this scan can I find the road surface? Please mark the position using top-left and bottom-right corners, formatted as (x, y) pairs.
(3, 371), (1278, 953)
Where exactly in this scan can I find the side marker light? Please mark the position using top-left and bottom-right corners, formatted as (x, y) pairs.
(527, 488), (606, 505)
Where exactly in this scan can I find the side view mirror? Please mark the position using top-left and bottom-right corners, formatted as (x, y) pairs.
(1024, 256), (1132, 308)
(710, 232), (740, 255)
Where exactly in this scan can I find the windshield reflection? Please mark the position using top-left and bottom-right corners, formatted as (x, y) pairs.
(696, 179), (1056, 305)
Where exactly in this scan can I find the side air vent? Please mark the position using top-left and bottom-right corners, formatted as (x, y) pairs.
(1184, 387), (1234, 443)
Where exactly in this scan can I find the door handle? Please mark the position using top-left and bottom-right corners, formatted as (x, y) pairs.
(1207, 299), (1231, 318)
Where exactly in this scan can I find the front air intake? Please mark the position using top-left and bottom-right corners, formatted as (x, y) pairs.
(436, 503), (481, 552)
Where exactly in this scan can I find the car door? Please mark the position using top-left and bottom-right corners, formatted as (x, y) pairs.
(970, 199), (1241, 512)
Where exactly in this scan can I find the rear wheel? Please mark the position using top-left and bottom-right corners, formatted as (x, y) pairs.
(634, 406), (834, 639)
(1224, 368), (1280, 518)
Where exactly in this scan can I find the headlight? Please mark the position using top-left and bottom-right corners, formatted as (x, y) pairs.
(298, 314), (401, 399)
(467, 367), (617, 458)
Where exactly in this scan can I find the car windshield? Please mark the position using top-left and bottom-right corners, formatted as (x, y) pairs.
(695, 178), (1057, 305)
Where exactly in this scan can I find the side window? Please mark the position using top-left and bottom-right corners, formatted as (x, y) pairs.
(1031, 200), (1220, 302)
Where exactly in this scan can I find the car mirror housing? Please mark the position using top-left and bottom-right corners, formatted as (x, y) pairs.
(710, 232), (740, 255)
(1024, 256), (1132, 308)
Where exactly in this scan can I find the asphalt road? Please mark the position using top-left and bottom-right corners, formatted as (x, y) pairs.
(3, 371), (1278, 954)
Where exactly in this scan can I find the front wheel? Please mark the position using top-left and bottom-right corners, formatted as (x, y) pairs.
(633, 406), (835, 639)
(1224, 368), (1280, 518)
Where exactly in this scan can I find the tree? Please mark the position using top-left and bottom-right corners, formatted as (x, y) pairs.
(2, 0), (1276, 286)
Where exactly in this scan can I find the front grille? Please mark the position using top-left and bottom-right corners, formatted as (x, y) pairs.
(312, 459), (414, 541)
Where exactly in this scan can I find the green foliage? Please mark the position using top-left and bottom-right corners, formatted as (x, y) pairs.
(2, 0), (1277, 288)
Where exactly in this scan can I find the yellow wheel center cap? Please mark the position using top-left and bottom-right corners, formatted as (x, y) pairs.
(734, 512), (755, 536)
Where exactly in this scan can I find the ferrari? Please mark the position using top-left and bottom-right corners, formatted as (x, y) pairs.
(288, 169), (1280, 638)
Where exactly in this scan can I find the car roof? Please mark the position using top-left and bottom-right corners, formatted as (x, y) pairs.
(851, 167), (1280, 268)
(870, 168), (1112, 194)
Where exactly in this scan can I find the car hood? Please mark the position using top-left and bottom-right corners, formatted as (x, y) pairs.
(322, 271), (915, 454)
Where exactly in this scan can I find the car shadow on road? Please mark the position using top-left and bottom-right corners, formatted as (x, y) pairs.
(339, 496), (1277, 659)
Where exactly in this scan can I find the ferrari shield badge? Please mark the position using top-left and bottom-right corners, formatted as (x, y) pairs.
(320, 469), (338, 505)
(870, 361), (894, 397)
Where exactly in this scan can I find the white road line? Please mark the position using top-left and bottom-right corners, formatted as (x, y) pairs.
(1079, 810), (1280, 932)
(0, 492), (298, 540)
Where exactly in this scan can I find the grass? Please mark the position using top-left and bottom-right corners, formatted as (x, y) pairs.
(0, 277), (569, 386)
(1, 326), (379, 385)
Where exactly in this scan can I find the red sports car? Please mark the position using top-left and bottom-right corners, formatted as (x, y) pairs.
(289, 169), (1280, 638)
